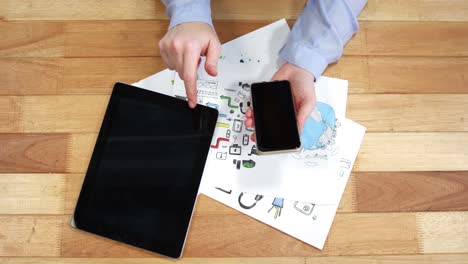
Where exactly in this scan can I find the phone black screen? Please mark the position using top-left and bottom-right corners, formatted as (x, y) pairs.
(251, 81), (301, 152)
(73, 82), (218, 258)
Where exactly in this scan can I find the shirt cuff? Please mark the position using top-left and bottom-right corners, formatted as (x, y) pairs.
(167, 0), (213, 29)
(279, 40), (329, 79)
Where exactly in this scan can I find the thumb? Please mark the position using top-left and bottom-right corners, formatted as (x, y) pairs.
(296, 100), (316, 134)
(205, 39), (221, 76)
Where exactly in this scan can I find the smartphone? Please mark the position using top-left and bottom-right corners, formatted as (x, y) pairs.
(251, 80), (302, 154)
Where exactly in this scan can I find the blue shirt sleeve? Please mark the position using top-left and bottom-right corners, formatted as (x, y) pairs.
(279, 0), (368, 78)
(161, 0), (213, 29)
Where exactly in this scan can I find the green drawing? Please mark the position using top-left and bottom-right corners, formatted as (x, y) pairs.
(220, 95), (239, 109)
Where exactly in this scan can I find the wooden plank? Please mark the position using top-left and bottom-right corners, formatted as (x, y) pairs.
(0, 21), (64, 57)
(355, 132), (468, 172)
(0, 0), (164, 21)
(368, 56), (468, 94)
(0, 134), (68, 173)
(1, 94), (466, 133)
(2, 0), (468, 22)
(0, 174), (65, 214)
(308, 254), (468, 264)
(64, 21), (468, 57)
(325, 56), (369, 94)
(64, 174), (83, 215)
(323, 213), (418, 256)
(66, 133), (96, 173)
(3, 56), (468, 95)
(2, 21), (468, 58)
(305, 254), (468, 264)
(61, 57), (164, 94)
(417, 212), (468, 253)
(0, 216), (62, 256)
(65, 132), (468, 173)
(347, 94), (468, 132)
(360, 0), (468, 22)
(2, 255), (468, 264)
(356, 172), (468, 212)
(0, 257), (306, 264)
(20, 95), (108, 133)
(0, 97), (21, 133)
(61, 212), (418, 257)
(63, 21), (166, 58)
(0, 212), (464, 257)
(363, 21), (468, 56)
(1, 169), (464, 219)
(0, 0), (304, 21)
(0, 57), (163, 95)
(0, 58), (63, 95)
(419, 0), (468, 22)
(359, 0), (420, 21)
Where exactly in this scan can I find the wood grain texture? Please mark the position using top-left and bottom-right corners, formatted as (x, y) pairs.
(6, 171), (462, 216)
(61, 213), (418, 257)
(356, 172), (468, 212)
(2, 56), (468, 96)
(0, 58), (63, 95)
(2, 255), (468, 264)
(367, 56), (468, 94)
(0, 174), (65, 214)
(0, 257), (306, 264)
(0, 216), (62, 256)
(0, 97), (21, 133)
(1, 212), (467, 257)
(363, 21), (468, 56)
(417, 212), (468, 254)
(61, 57), (163, 94)
(66, 133), (96, 173)
(1, 94), (466, 133)
(0, 134), (68, 173)
(20, 96), (109, 133)
(347, 94), (468, 132)
(307, 254), (468, 264)
(2, 0), (468, 22)
(0, 21), (64, 57)
(64, 132), (468, 173)
(355, 132), (468, 172)
(1, 21), (468, 58)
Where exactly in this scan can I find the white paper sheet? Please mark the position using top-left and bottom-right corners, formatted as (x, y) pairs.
(200, 118), (366, 249)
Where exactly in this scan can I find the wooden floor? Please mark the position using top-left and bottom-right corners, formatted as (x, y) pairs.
(1, 0), (468, 263)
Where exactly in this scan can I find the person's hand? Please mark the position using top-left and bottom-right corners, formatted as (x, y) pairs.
(245, 63), (317, 141)
(159, 22), (221, 108)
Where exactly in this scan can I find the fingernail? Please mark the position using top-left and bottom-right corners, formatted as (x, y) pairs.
(189, 100), (197, 108)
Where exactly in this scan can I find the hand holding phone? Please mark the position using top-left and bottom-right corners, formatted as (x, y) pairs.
(250, 80), (302, 154)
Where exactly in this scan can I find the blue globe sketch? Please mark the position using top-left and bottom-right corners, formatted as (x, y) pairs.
(301, 102), (337, 150)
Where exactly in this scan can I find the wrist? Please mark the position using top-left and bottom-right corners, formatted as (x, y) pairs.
(166, 0), (213, 29)
(283, 63), (316, 82)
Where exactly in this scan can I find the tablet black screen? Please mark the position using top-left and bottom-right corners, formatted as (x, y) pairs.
(73, 82), (218, 258)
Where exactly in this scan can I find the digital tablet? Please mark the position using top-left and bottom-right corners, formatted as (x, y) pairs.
(72, 82), (218, 258)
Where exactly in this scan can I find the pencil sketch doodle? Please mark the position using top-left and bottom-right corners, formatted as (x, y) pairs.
(238, 192), (264, 209)
(268, 197), (284, 219)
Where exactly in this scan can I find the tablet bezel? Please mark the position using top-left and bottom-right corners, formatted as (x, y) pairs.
(71, 82), (218, 258)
